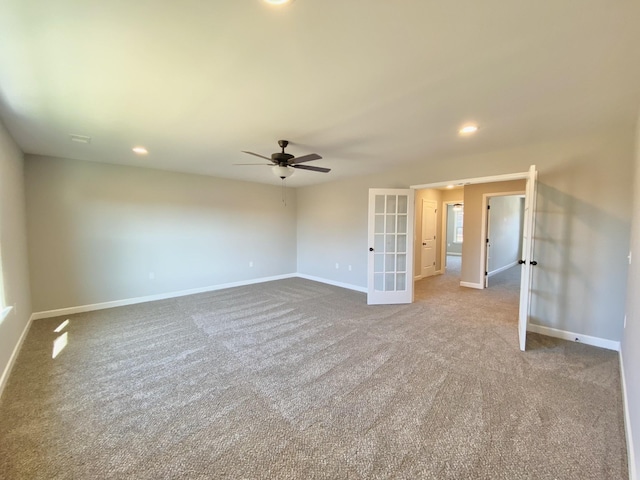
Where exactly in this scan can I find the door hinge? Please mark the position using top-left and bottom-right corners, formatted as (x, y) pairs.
(486, 238), (489, 243)
(485, 271), (488, 275)
(487, 205), (491, 210)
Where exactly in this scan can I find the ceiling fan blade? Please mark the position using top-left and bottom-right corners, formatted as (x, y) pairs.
(233, 163), (272, 166)
(290, 153), (322, 164)
(291, 164), (331, 173)
(242, 151), (274, 162)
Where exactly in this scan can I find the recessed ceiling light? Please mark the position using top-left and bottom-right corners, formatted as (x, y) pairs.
(132, 146), (148, 155)
(69, 134), (91, 144)
(264, 0), (294, 5)
(446, 185), (454, 189)
(459, 124), (479, 135)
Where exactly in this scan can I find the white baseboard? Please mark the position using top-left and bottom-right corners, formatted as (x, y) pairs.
(414, 274), (423, 281)
(487, 261), (518, 277)
(526, 323), (621, 351)
(295, 274), (367, 293)
(460, 281), (484, 290)
(446, 252), (462, 256)
(31, 274), (297, 320)
(620, 352), (637, 480)
(0, 315), (34, 399)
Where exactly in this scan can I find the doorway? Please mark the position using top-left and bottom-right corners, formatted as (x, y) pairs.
(421, 199), (437, 278)
(443, 202), (464, 279)
(482, 193), (525, 288)
(407, 166), (537, 351)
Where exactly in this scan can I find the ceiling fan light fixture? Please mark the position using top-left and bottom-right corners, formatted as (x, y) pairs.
(272, 165), (293, 179)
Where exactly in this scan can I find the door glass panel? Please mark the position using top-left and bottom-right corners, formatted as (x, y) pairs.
(374, 234), (384, 252)
(396, 273), (406, 291)
(386, 215), (396, 233)
(397, 195), (408, 214)
(374, 215), (384, 234)
(397, 215), (407, 234)
(397, 254), (406, 272)
(387, 195), (397, 214)
(374, 273), (384, 291)
(385, 273), (395, 291)
(374, 254), (384, 273)
(385, 235), (396, 253)
(385, 254), (395, 271)
(397, 235), (406, 253)
(375, 195), (385, 214)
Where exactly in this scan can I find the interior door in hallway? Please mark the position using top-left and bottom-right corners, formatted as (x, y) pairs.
(421, 199), (437, 278)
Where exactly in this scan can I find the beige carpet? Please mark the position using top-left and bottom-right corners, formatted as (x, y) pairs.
(0, 272), (627, 479)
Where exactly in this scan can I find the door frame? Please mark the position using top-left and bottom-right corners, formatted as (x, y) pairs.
(480, 191), (525, 288)
(440, 200), (464, 276)
(411, 169), (533, 349)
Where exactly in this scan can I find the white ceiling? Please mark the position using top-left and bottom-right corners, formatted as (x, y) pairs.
(1, 0), (639, 187)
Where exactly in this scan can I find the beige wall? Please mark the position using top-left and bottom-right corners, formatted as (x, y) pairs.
(461, 180), (526, 286)
(25, 156), (297, 312)
(621, 113), (640, 479)
(0, 121), (32, 392)
(297, 127), (633, 341)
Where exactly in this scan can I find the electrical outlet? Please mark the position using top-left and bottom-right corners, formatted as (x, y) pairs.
(348, 265), (352, 271)
(249, 261), (253, 267)
(335, 263), (339, 269)
(624, 315), (627, 329)
(149, 272), (155, 280)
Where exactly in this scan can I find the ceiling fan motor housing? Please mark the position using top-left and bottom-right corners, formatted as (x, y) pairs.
(272, 152), (295, 166)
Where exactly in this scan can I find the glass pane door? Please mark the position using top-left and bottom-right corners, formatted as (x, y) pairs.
(368, 189), (414, 304)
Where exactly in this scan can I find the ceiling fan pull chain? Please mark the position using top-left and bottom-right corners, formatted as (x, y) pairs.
(282, 178), (287, 206)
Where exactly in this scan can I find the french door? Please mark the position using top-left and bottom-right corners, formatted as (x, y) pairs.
(518, 165), (538, 351)
(367, 189), (415, 305)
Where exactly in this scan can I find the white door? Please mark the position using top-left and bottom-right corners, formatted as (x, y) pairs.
(421, 200), (437, 278)
(368, 189), (415, 305)
(518, 165), (538, 351)
(485, 199), (492, 288)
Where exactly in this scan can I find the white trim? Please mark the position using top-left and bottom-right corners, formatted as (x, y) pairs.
(411, 171), (529, 191)
(460, 281), (484, 289)
(435, 269), (444, 275)
(526, 324), (621, 351)
(31, 274), (297, 320)
(620, 352), (637, 480)
(446, 252), (462, 257)
(414, 274), (424, 281)
(0, 315), (33, 399)
(296, 274), (367, 293)
(487, 261), (519, 277)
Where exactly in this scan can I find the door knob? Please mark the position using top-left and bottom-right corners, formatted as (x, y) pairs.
(518, 260), (525, 265)
(369, 247), (374, 252)
(422, 243), (426, 246)
(530, 260), (538, 266)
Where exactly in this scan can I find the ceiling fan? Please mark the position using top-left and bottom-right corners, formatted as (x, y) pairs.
(236, 140), (330, 179)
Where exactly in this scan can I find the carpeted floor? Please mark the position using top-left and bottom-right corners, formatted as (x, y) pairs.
(0, 271), (627, 479)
